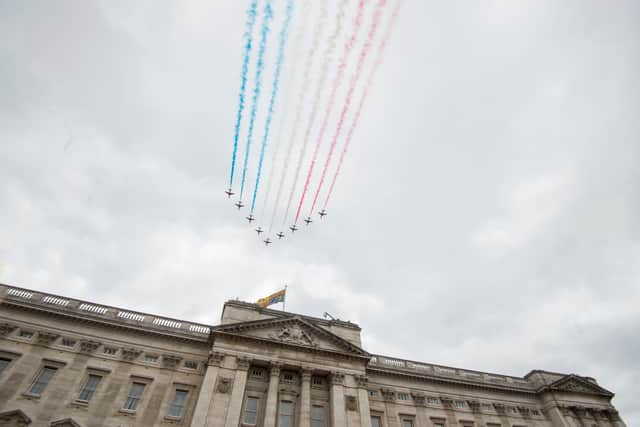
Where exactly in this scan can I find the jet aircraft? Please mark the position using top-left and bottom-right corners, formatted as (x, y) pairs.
(235, 200), (245, 209)
(318, 209), (327, 219)
(246, 214), (255, 223)
(276, 231), (285, 239)
(255, 226), (264, 235)
(289, 224), (299, 233)
(263, 238), (272, 246)
(224, 188), (235, 198)
(304, 216), (313, 225)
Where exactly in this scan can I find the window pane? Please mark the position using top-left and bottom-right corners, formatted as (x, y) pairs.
(279, 400), (293, 427)
(311, 405), (325, 427)
(403, 421), (414, 427)
(30, 367), (57, 395)
(371, 416), (382, 427)
(78, 374), (102, 401)
(124, 382), (146, 410)
(0, 358), (9, 375)
(243, 397), (259, 424)
(169, 390), (188, 417)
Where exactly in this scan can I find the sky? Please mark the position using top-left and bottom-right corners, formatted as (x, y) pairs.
(1, 0), (639, 423)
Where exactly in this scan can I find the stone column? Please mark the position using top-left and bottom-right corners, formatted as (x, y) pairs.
(263, 362), (282, 427)
(356, 375), (372, 427)
(192, 352), (224, 427)
(330, 372), (347, 427)
(224, 357), (252, 427)
(411, 391), (428, 427)
(299, 368), (312, 427)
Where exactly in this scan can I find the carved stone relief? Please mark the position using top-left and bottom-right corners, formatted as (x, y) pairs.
(216, 376), (233, 394)
(207, 351), (224, 366)
(37, 332), (59, 346)
(381, 388), (396, 401)
(345, 395), (358, 411)
(162, 354), (183, 369)
(269, 325), (315, 347)
(0, 323), (17, 336)
(120, 348), (142, 362)
(411, 391), (426, 406)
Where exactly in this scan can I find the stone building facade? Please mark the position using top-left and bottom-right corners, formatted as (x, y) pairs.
(0, 283), (626, 427)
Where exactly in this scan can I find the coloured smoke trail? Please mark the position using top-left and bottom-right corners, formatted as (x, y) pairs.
(258, 0), (312, 220)
(309, 0), (387, 217)
(238, 0), (273, 203)
(275, 0), (338, 229)
(294, 0), (367, 224)
(324, 0), (403, 211)
(250, 0), (295, 213)
(228, 0), (258, 192)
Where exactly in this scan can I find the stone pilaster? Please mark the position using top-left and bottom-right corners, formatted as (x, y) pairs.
(263, 362), (282, 427)
(191, 351), (224, 427)
(356, 375), (372, 427)
(224, 356), (251, 427)
(299, 368), (312, 427)
(330, 372), (347, 427)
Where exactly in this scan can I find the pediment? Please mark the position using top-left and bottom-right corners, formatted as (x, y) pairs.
(214, 316), (369, 358)
(0, 409), (32, 425)
(548, 375), (613, 397)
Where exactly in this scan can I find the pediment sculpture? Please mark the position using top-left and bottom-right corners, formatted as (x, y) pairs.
(269, 325), (316, 347)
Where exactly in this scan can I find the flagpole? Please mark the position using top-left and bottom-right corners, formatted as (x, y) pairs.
(283, 284), (287, 312)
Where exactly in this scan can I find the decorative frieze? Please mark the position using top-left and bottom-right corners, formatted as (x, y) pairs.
(0, 323), (16, 336)
(269, 324), (316, 347)
(492, 403), (505, 414)
(381, 388), (396, 401)
(411, 391), (426, 406)
(517, 406), (531, 417)
(467, 400), (480, 412)
(120, 348), (142, 362)
(79, 340), (101, 354)
(37, 332), (59, 346)
(355, 375), (368, 387)
(162, 354), (183, 369)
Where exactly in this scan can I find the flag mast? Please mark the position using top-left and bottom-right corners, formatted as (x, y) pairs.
(283, 284), (287, 312)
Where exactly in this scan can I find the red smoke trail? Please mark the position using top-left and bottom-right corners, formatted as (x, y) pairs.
(294, 0), (367, 224)
(309, 0), (387, 217)
(323, 0), (402, 211)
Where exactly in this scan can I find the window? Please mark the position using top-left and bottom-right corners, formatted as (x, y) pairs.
(481, 403), (493, 411)
(278, 400), (293, 427)
(368, 390), (379, 397)
(427, 396), (439, 404)
(29, 366), (57, 395)
(0, 358), (10, 376)
(184, 360), (198, 370)
(402, 420), (414, 427)
(78, 374), (102, 401)
(243, 396), (259, 425)
(398, 392), (410, 400)
(19, 330), (34, 339)
(168, 389), (189, 418)
(433, 424), (444, 427)
(61, 338), (76, 347)
(312, 376), (324, 386)
(455, 400), (465, 408)
(371, 416), (382, 427)
(103, 347), (117, 355)
(144, 354), (158, 363)
(123, 382), (146, 410)
(311, 405), (325, 427)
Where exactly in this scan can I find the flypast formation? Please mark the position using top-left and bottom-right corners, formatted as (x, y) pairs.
(226, 0), (402, 245)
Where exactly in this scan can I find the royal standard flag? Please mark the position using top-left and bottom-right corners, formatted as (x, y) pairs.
(256, 288), (286, 308)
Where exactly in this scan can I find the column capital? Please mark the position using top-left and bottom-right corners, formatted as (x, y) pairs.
(301, 367), (313, 381)
(207, 351), (225, 366)
(330, 372), (345, 385)
(237, 356), (251, 371)
(269, 361), (283, 377)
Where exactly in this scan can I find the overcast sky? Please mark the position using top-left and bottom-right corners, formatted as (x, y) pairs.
(1, 0), (639, 423)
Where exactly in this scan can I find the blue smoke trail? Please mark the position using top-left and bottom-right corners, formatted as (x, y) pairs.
(250, 0), (295, 213)
(229, 0), (258, 190)
(239, 0), (274, 202)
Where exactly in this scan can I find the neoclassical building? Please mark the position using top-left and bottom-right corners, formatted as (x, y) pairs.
(0, 283), (626, 427)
